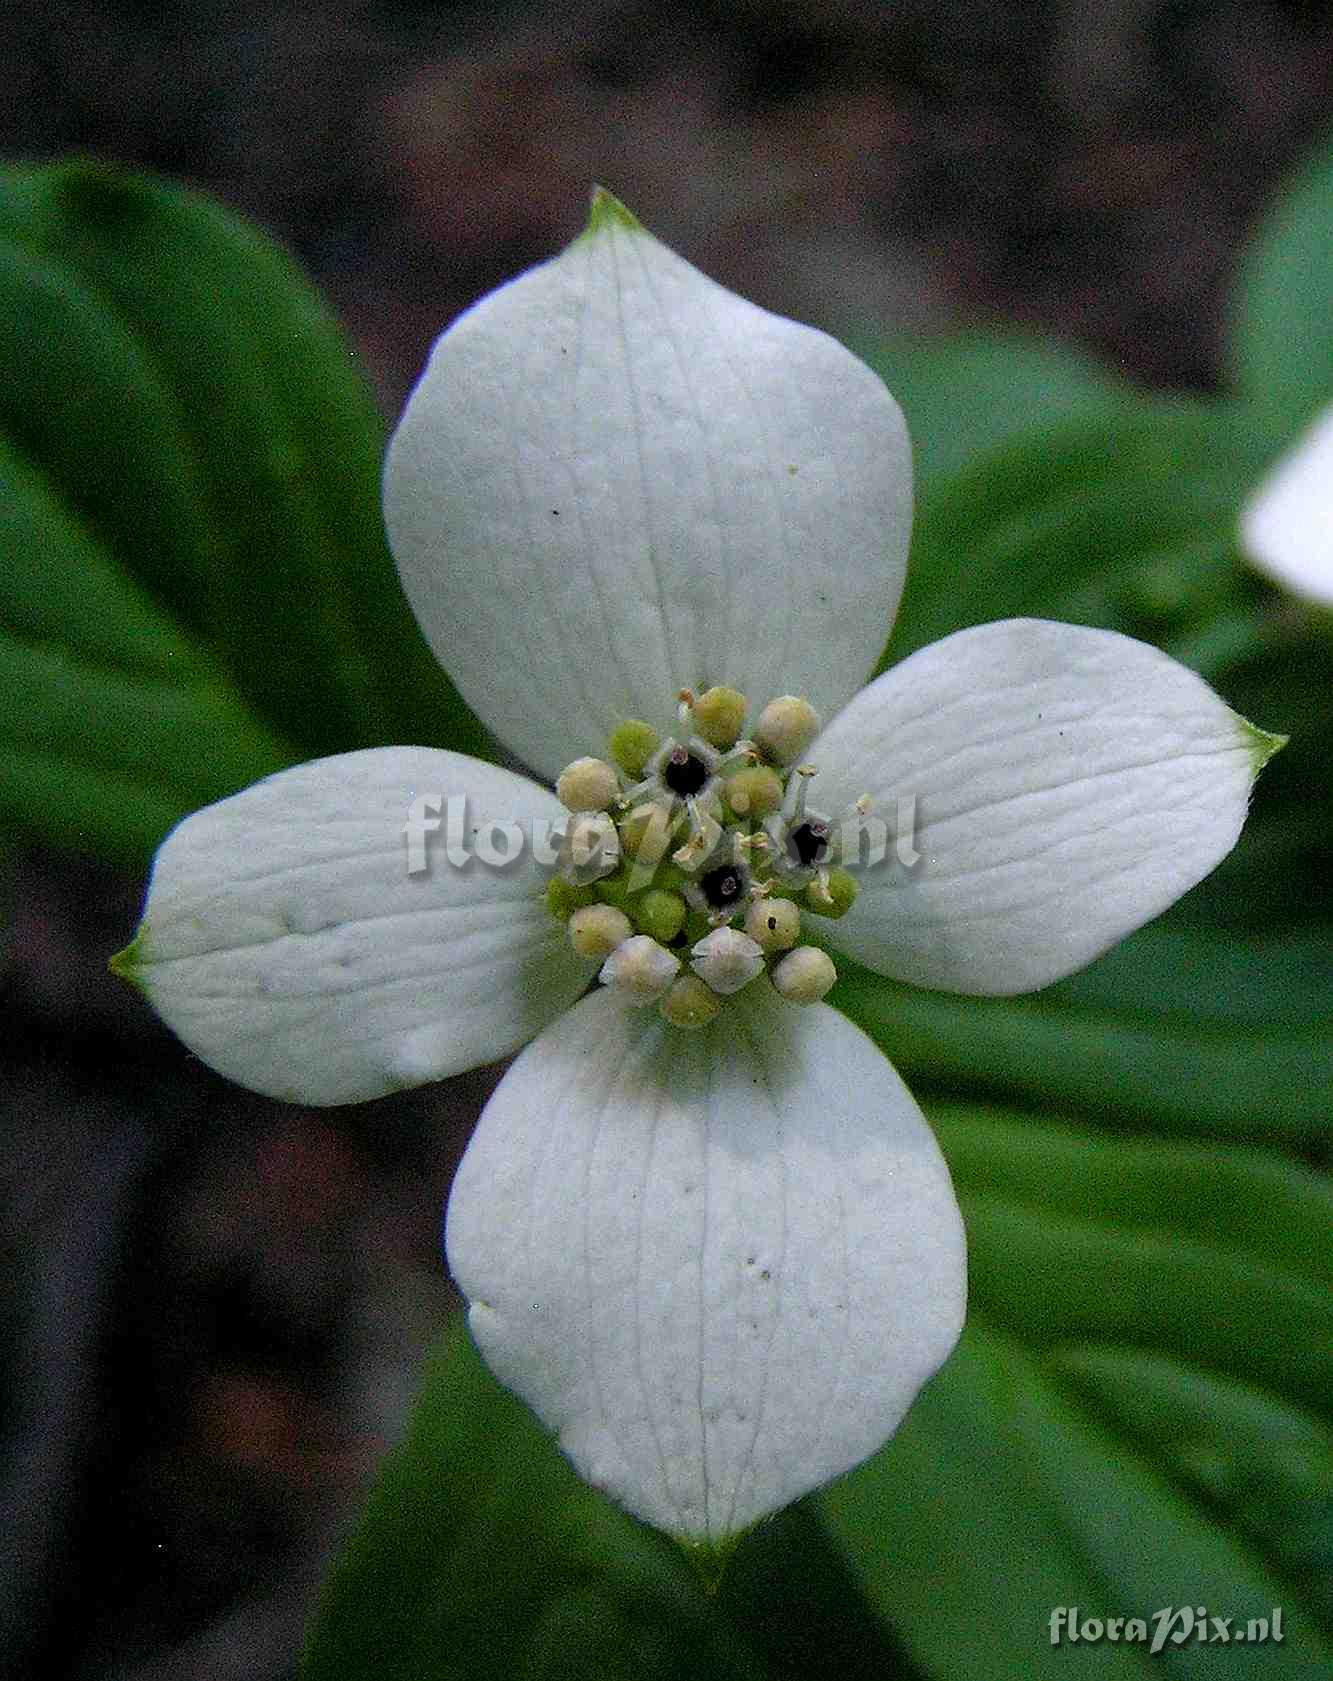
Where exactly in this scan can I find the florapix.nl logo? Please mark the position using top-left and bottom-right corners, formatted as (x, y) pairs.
(402, 792), (923, 880)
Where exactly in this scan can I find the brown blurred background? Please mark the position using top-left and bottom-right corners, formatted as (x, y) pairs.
(4, 4), (1332, 1678)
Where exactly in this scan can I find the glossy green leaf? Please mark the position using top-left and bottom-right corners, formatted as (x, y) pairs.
(302, 1320), (774, 1681)
(1173, 630), (1333, 930)
(934, 1106), (1333, 1413)
(1231, 132), (1333, 432)
(821, 1103), (1333, 1680)
(824, 1328), (1329, 1680)
(1052, 1350), (1333, 1629)
(832, 921), (1333, 1142)
(0, 431), (293, 863)
(881, 400), (1275, 674)
(0, 160), (491, 866)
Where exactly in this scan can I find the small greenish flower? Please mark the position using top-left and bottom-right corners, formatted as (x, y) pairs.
(114, 189), (1280, 1551)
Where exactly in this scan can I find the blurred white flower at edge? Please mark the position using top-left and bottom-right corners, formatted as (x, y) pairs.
(1241, 402), (1333, 606)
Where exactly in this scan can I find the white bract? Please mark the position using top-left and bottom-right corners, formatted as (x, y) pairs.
(1241, 401), (1333, 605)
(117, 191), (1279, 1549)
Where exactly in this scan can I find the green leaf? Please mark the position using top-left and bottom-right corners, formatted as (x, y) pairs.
(1173, 629), (1333, 931)
(824, 1327), (1330, 1680)
(821, 1104), (1333, 1680)
(851, 330), (1124, 493)
(934, 1106), (1333, 1413)
(881, 400), (1275, 675)
(0, 160), (491, 864)
(832, 920), (1333, 1143)
(860, 375), (1332, 935)
(305, 1328), (933, 1681)
(0, 431), (293, 864)
(302, 1320), (773, 1681)
(1052, 1350), (1333, 1629)
(1231, 131), (1333, 433)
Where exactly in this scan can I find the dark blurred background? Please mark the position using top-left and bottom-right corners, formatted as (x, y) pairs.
(4, 4), (1332, 1678)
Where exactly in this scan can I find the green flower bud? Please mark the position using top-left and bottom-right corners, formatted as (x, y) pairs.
(804, 867), (858, 919)
(593, 871), (637, 913)
(659, 974), (721, 1028)
(608, 719), (661, 777)
(546, 878), (597, 920)
(692, 686), (747, 749)
(636, 888), (686, 944)
(653, 860), (688, 894)
(724, 764), (783, 819)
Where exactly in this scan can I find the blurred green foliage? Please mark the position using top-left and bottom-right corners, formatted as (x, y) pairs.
(1231, 137), (1333, 434)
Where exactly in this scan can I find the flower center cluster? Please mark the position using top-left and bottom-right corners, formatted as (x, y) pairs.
(546, 686), (861, 1027)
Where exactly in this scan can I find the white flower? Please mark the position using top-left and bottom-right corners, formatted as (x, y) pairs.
(1241, 401), (1333, 605)
(115, 190), (1279, 1550)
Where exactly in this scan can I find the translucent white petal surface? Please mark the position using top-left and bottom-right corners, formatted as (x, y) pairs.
(384, 193), (911, 782)
(1240, 403), (1333, 605)
(814, 619), (1276, 996)
(122, 748), (592, 1104)
(446, 985), (965, 1543)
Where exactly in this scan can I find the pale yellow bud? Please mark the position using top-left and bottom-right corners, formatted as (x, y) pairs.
(754, 695), (820, 765)
(771, 945), (837, 1003)
(556, 756), (619, 811)
(744, 896), (801, 952)
(568, 904), (633, 959)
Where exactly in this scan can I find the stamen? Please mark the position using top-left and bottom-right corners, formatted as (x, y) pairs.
(672, 796), (721, 868)
(788, 764), (817, 824)
(619, 775), (656, 807)
(807, 866), (834, 908)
